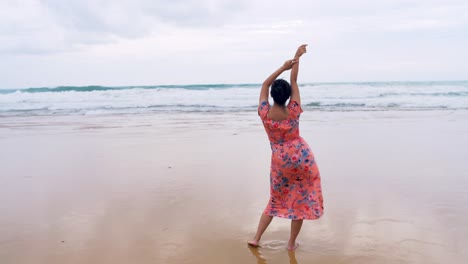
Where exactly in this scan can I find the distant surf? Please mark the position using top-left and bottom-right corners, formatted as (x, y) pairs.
(1, 81), (467, 116)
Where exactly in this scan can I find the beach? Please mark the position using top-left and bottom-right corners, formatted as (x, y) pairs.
(1, 109), (467, 264)
(2, 0), (468, 261)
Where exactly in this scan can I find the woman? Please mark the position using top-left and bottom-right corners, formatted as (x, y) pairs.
(248, 44), (324, 251)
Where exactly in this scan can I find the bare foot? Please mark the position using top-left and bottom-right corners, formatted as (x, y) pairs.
(247, 240), (260, 247)
(287, 242), (299, 251)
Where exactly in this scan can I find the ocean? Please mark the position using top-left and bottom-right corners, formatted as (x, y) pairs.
(0, 81), (467, 116)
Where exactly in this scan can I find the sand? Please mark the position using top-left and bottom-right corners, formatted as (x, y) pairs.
(1, 110), (467, 264)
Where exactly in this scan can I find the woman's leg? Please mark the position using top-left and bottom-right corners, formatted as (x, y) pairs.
(288, 219), (303, 250)
(248, 213), (273, 246)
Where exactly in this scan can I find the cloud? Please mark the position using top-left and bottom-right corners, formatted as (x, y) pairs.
(2, 0), (467, 55)
(0, 0), (248, 54)
(0, 0), (467, 88)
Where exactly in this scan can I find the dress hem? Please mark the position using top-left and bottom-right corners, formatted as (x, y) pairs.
(263, 211), (324, 220)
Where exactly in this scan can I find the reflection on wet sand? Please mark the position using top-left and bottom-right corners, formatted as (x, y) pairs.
(288, 251), (298, 264)
(248, 246), (267, 264)
(248, 246), (298, 264)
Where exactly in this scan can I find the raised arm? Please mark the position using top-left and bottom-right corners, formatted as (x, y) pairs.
(259, 59), (297, 105)
(290, 44), (307, 105)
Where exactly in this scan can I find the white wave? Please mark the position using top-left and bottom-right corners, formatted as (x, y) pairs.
(1, 82), (467, 116)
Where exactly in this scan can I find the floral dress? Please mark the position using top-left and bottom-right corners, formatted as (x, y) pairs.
(258, 100), (324, 220)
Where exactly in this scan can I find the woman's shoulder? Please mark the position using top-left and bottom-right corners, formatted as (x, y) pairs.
(258, 101), (270, 119)
(287, 100), (303, 117)
(260, 101), (270, 107)
(288, 100), (300, 107)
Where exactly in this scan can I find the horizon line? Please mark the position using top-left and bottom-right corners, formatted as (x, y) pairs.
(1, 80), (467, 90)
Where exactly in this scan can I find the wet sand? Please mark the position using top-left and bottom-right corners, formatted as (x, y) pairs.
(1, 110), (468, 264)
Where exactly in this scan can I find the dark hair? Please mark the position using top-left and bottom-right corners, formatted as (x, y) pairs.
(270, 79), (291, 105)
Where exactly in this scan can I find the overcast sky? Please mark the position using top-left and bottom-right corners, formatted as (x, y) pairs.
(1, 0), (467, 88)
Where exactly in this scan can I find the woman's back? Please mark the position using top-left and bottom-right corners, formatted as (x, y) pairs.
(258, 100), (303, 144)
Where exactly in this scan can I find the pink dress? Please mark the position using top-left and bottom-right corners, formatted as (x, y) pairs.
(258, 100), (324, 220)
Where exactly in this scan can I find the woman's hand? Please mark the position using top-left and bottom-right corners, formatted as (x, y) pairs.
(294, 44), (308, 59)
(282, 59), (297, 70)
